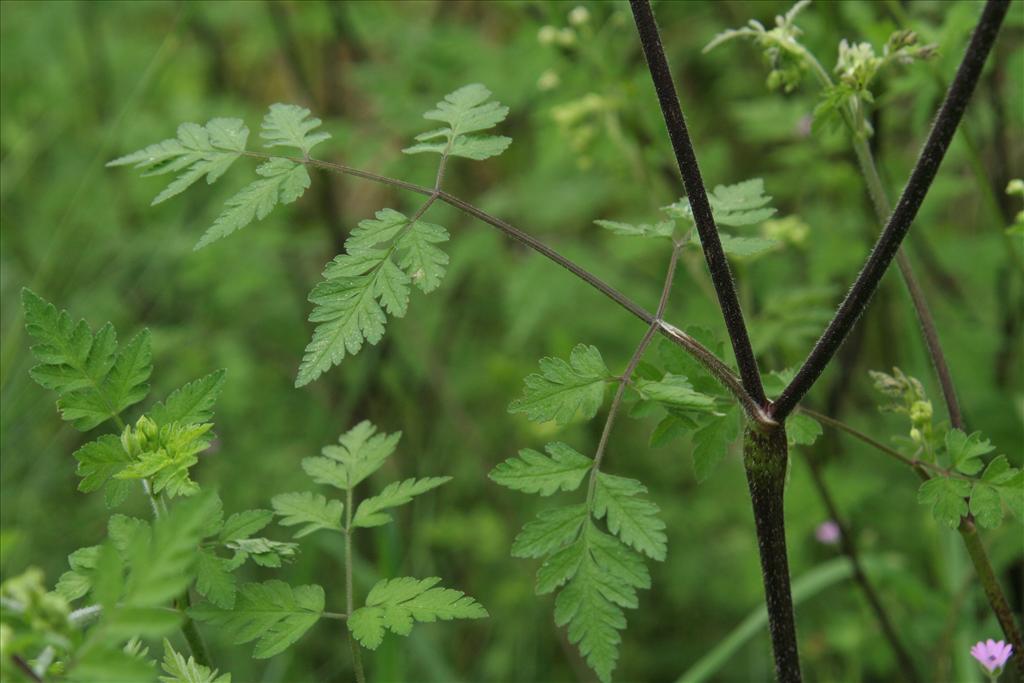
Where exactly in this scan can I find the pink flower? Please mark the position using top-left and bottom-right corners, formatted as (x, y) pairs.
(971, 639), (1013, 674)
(815, 520), (841, 545)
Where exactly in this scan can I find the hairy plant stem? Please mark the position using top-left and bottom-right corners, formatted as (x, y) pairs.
(742, 426), (799, 683)
(587, 244), (680, 502)
(241, 150), (772, 424)
(803, 456), (920, 682)
(629, 0), (767, 407)
(345, 486), (366, 683)
(773, 0), (1010, 420)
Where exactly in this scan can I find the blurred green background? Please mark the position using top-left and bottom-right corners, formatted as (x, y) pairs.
(1, 1), (1022, 681)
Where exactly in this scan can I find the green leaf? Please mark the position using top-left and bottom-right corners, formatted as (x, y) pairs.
(150, 370), (227, 426)
(219, 509), (274, 542)
(593, 472), (667, 561)
(225, 537), (298, 568)
(690, 409), (741, 482)
(56, 546), (101, 601)
(195, 159), (310, 249)
(489, 442), (593, 496)
(980, 456), (1024, 523)
(272, 492), (343, 538)
(945, 429), (994, 475)
(74, 434), (132, 498)
(787, 412), (823, 446)
(713, 233), (779, 258)
(160, 639), (231, 683)
(260, 103), (330, 156)
(511, 504), (588, 559)
(347, 576), (487, 650)
(195, 550), (240, 609)
(296, 210), (450, 386)
(189, 580), (324, 659)
(115, 421), (214, 498)
(594, 219), (675, 239)
(969, 484), (1004, 529)
(665, 178), (776, 228)
(353, 477), (452, 528)
(633, 374), (718, 416)
(403, 84), (511, 160)
(536, 536), (587, 595)
(23, 289), (152, 431)
(108, 118), (248, 205)
(509, 344), (612, 425)
(303, 421), (401, 490)
(917, 477), (970, 528)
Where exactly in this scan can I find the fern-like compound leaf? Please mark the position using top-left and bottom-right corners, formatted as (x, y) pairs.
(489, 442), (593, 496)
(509, 344), (612, 425)
(347, 576), (488, 650)
(272, 491), (343, 538)
(195, 158), (310, 250)
(260, 103), (331, 156)
(149, 370), (227, 427)
(403, 83), (511, 160)
(296, 209), (450, 386)
(189, 580), (325, 659)
(300, 420), (401, 491)
(160, 639), (232, 683)
(353, 476), (452, 528)
(22, 289), (153, 431)
(592, 472), (667, 561)
(107, 118), (249, 205)
(511, 504), (589, 559)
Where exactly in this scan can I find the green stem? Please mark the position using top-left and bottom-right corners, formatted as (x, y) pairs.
(176, 590), (212, 668)
(345, 486), (366, 683)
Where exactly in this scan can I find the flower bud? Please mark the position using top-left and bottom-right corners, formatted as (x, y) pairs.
(568, 6), (590, 26)
(537, 25), (558, 46)
(910, 400), (932, 424)
(537, 69), (560, 91)
(556, 28), (577, 47)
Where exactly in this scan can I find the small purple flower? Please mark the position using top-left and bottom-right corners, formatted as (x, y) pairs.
(815, 520), (841, 545)
(971, 639), (1013, 675)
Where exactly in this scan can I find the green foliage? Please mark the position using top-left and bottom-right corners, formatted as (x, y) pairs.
(259, 104), (331, 157)
(347, 577), (488, 650)
(271, 492), (343, 538)
(297, 209), (451, 386)
(592, 472), (667, 562)
(690, 408), (741, 482)
(106, 118), (248, 205)
(149, 371), (226, 427)
(489, 442), (593, 496)
(403, 84), (512, 160)
(160, 639), (231, 683)
(189, 581), (325, 659)
(353, 477), (452, 528)
(302, 420), (400, 491)
(508, 344), (612, 424)
(22, 289), (152, 430)
(115, 418), (214, 498)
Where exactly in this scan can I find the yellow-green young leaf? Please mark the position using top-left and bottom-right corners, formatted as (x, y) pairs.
(945, 429), (995, 475)
(260, 103), (330, 156)
(691, 409), (741, 482)
(115, 420), (214, 498)
(347, 577), (487, 650)
(272, 491), (343, 538)
(489, 442), (593, 496)
(303, 421), (401, 491)
(189, 581), (324, 659)
(22, 289), (152, 431)
(917, 477), (971, 528)
(353, 477), (452, 528)
(150, 370), (227, 427)
(74, 434), (132, 498)
(160, 639), (231, 683)
(107, 118), (248, 205)
(592, 473), (667, 561)
(195, 159), (310, 250)
(509, 344), (612, 425)
(511, 504), (588, 559)
(403, 84), (511, 160)
(296, 210), (450, 386)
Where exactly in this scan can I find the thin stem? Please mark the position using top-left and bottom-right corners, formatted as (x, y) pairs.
(587, 245), (681, 502)
(177, 591), (212, 668)
(629, 0), (767, 408)
(240, 151), (771, 425)
(772, 0), (1010, 421)
(803, 456), (920, 682)
(345, 486), (366, 683)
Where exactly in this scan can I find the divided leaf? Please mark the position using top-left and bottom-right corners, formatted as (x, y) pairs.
(303, 421), (401, 491)
(108, 118), (248, 205)
(189, 580), (324, 659)
(347, 577), (487, 650)
(260, 103), (331, 156)
(150, 370), (227, 427)
(917, 477), (970, 529)
(592, 473), (667, 561)
(297, 209), (450, 386)
(509, 344), (612, 425)
(489, 442), (593, 496)
(22, 289), (153, 430)
(403, 84), (511, 160)
(690, 409), (741, 482)
(945, 429), (994, 476)
(160, 639), (231, 683)
(272, 492), (343, 538)
(353, 477), (452, 528)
